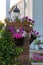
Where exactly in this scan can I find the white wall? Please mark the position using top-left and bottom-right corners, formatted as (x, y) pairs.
(28, 0), (33, 19)
(17, 0), (24, 18)
(24, 0), (33, 19)
(0, 0), (6, 21)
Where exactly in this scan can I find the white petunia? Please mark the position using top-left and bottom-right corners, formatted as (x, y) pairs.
(22, 31), (26, 37)
(16, 29), (19, 32)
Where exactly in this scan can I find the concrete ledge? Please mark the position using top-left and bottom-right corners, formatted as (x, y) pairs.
(31, 63), (43, 65)
(30, 50), (43, 54)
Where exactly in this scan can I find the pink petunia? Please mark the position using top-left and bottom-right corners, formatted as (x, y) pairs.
(14, 33), (23, 39)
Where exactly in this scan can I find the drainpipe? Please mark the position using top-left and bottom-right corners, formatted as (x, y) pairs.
(24, 0), (25, 17)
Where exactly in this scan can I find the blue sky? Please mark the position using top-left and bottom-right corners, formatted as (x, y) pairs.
(0, 0), (20, 21)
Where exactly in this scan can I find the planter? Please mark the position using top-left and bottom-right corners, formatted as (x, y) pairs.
(29, 34), (36, 44)
(14, 37), (24, 46)
(6, 22), (33, 33)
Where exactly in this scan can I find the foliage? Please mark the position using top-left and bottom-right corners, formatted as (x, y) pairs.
(0, 22), (4, 30)
(4, 18), (10, 23)
(34, 39), (41, 45)
(15, 18), (20, 22)
(0, 30), (23, 65)
(0, 30), (4, 37)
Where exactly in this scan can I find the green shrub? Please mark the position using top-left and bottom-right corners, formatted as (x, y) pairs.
(34, 39), (41, 45)
(0, 30), (23, 65)
(4, 18), (10, 23)
(0, 23), (4, 30)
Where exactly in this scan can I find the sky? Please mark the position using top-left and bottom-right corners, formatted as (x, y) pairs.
(0, 0), (20, 21)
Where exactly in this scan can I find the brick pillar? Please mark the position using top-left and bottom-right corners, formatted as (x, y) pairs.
(18, 38), (30, 65)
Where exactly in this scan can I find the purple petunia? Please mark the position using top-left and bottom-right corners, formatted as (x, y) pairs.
(28, 18), (35, 23)
(9, 26), (15, 34)
(20, 16), (35, 23)
(9, 26), (14, 31)
(30, 30), (39, 36)
(31, 53), (43, 62)
(20, 28), (24, 32)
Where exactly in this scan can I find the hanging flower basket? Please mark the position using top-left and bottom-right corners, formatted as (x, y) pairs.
(29, 34), (37, 43)
(9, 26), (27, 46)
(29, 30), (39, 44)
